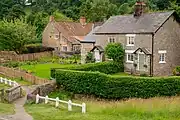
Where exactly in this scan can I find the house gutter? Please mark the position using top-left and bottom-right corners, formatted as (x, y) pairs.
(150, 33), (155, 76)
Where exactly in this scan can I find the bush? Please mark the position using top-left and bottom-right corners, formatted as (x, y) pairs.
(85, 52), (95, 63)
(51, 62), (124, 76)
(105, 43), (124, 62)
(54, 69), (180, 99)
(22, 44), (54, 54)
(173, 66), (180, 76)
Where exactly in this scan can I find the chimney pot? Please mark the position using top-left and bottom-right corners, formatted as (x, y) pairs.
(134, 1), (146, 17)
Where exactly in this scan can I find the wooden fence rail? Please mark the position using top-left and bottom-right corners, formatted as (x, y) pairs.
(36, 94), (86, 113)
(0, 66), (50, 85)
(0, 77), (19, 87)
(0, 51), (53, 62)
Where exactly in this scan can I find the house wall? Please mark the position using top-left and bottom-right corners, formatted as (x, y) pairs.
(153, 16), (180, 76)
(95, 34), (152, 73)
(42, 22), (72, 51)
(81, 43), (94, 64)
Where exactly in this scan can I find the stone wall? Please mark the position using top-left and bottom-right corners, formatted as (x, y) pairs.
(27, 81), (56, 102)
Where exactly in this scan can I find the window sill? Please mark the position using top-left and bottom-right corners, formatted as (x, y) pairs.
(126, 45), (134, 47)
(159, 61), (166, 64)
(126, 61), (134, 64)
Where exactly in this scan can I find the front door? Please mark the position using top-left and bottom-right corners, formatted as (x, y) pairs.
(94, 49), (100, 62)
(138, 54), (145, 71)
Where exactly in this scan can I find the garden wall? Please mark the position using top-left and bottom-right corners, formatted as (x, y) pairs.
(54, 69), (180, 99)
(0, 66), (50, 85)
(0, 51), (53, 63)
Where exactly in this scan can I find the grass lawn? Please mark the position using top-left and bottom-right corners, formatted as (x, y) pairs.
(20, 63), (77, 79)
(0, 102), (14, 115)
(25, 96), (180, 120)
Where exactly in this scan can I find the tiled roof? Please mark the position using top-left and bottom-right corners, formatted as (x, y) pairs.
(95, 11), (175, 34)
(53, 21), (93, 44)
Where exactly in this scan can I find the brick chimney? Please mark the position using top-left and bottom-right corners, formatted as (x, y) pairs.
(80, 16), (86, 26)
(49, 16), (55, 22)
(134, 1), (146, 17)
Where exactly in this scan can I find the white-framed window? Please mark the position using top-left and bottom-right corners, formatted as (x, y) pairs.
(125, 50), (134, 63)
(54, 34), (59, 39)
(158, 50), (166, 63)
(108, 37), (116, 43)
(126, 34), (135, 46)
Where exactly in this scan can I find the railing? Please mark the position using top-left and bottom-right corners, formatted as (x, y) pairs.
(0, 77), (19, 87)
(36, 94), (86, 113)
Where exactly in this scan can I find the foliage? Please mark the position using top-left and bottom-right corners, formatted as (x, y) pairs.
(54, 69), (180, 99)
(51, 62), (124, 78)
(0, 19), (36, 54)
(173, 66), (180, 76)
(22, 44), (54, 54)
(105, 43), (125, 62)
(85, 52), (95, 63)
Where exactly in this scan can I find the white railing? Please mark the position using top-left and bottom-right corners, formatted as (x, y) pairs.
(0, 77), (19, 87)
(36, 94), (86, 113)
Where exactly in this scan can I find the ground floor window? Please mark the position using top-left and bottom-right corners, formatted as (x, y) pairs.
(62, 46), (67, 51)
(127, 53), (134, 63)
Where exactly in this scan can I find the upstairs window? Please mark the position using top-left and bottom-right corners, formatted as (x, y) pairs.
(108, 37), (116, 43)
(126, 34), (135, 46)
(158, 50), (166, 63)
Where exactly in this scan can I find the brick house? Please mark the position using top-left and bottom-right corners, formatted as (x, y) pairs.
(42, 16), (93, 52)
(83, 2), (180, 76)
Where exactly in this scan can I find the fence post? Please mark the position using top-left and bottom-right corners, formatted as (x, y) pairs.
(82, 103), (86, 113)
(45, 95), (48, 104)
(4, 78), (7, 84)
(68, 100), (72, 111)
(0, 77), (2, 83)
(13, 81), (16, 87)
(55, 97), (59, 107)
(36, 94), (39, 104)
(9, 80), (12, 86)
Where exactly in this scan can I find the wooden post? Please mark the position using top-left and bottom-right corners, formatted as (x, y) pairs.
(36, 94), (39, 104)
(82, 103), (86, 113)
(55, 97), (59, 107)
(68, 100), (72, 111)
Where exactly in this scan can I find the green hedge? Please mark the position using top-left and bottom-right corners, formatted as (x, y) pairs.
(51, 62), (124, 77)
(54, 69), (180, 99)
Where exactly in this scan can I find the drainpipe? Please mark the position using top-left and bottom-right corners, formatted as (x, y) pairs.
(150, 33), (154, 76)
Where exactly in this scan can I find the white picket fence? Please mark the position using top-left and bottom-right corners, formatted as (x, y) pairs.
(36, 94), (86, 113)
(0, 77), (19, 87)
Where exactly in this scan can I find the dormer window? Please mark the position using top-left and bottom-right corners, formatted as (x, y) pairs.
(54, 34), (59, 40)
(108, 37), (116, 43)
(126, 34), (135, 46)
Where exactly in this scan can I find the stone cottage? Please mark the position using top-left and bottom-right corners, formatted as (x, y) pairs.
(42, 16), (93, 52)
(83, 2), (180, 76)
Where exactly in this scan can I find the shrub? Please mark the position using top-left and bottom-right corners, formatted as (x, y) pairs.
(54, 69), (180, 99)
(85, 52), (95, 63)
(173, 66), (180, 76)
(105, 43), (124, 62)
(51, 62), (124, 76)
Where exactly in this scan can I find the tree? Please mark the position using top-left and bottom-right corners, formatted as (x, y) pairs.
(0, 19), (36, 54)
(105, 43), (124, 62)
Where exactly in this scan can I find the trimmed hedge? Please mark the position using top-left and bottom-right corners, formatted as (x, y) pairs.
(51, 62), (124, 77)
(54, 69), (180, 99)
